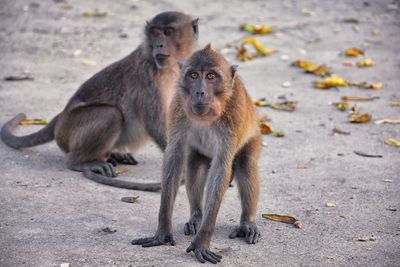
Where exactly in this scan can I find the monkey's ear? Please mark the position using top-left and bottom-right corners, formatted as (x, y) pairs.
(230, 65), (238, 79)
(192, 18), (199, 39)
(204, 43), (213, 51)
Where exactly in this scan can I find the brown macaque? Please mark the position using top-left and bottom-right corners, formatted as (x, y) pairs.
(0, 12), (199, 192)
(131, 44), (261, 263)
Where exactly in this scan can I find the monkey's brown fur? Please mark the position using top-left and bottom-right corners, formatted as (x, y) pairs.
(132, 44), (261, 263)
(1, 12), (198, 191)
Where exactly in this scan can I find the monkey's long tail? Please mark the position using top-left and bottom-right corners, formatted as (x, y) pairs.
(1, 113), (57, 149)
(83, 171), (161, 192)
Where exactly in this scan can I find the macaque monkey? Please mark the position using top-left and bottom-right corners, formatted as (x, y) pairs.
(132, 44), (261, 263)
(1, 12), (199, 192)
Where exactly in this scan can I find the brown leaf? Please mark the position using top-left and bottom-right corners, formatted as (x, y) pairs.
(259, 122), (272, 135)
(349, 113), (372, 123)
(262, 214), (302, 228)
(354, 151), (382, 158)
(344, 47), (364, 57)
(19, 119), (48, 125)
(4, 75), (34, 81)
(121, 196), (140, 203)
(341, 96), (379, 102)
(333, 127), (350, 135)
(268, 101), (297, 112)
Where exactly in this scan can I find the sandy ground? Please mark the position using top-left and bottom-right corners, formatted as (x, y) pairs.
(0, 0), (399, 266)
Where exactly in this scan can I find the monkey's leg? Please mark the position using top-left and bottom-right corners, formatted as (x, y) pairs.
(62, 105), (123, 177)
(108, 152), (138, 166)
(186, 157), (232, 264)
(229, 137), (261, 244)
(184, 150), (209, 235)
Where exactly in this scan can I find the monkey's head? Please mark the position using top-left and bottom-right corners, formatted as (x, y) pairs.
(145, 12), (198, 69)
(179, 44), (237, 123)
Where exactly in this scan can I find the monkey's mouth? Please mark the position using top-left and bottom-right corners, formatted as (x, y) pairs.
(155, 54), (170, 65)
(192, 104), (210, 116)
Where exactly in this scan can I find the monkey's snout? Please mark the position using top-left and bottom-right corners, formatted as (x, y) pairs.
(192, 104), (210, 116)
(155, 54), (170, 65)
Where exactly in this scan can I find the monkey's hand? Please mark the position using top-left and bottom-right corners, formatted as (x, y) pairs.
(131, 231), (175, 247)
(186, 237), (222, 264)
(229, 221), (261, 244)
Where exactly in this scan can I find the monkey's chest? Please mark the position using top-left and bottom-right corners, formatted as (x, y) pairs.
(188, 126), (220, 158)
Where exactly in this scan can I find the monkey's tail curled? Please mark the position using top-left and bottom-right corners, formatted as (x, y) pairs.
(83, 170), (161, 192)
(1, 113), (57, 149)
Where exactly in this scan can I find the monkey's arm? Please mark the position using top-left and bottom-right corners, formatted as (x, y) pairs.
(131, 128), (186, 246)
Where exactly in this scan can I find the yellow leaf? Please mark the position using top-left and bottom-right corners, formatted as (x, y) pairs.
(237, 38), (273, 61)
(357, 58), (375, 67)
(82, 11), (107, 17)
(19, 119), (48, 125)
(314, 76), (348, 89)
(331, 101), (349, 111)
(344, 47), (364, 57)
(291, 60), (331, 76)
(341, 96), (379, 102)
(349, 113), (372, 123)
(391, 101), (400, 107)
(262, 214), (302, 228)
(384, 138), (400, 148)
(240, 24), (273, 35)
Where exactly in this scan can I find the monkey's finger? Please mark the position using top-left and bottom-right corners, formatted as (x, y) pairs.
(127, 154), (138, 165)
(209, 251), (222, 259)
(131, 237), (154, 245)
(186, 243), (195, 253)
(203, 251), (218, 264)
(93, 166), (106, 176)
(102, 164), (114, 177)
(252, 232), (261, 244)
(107, 158), (118, 166)
(142, 239), (164, 247)
(184, 223), (190, 235)
(246, 228), (255, 244)
(229, 228), (241, 239)
(205, 251), (221, 263)
(195, 251), (206, 263)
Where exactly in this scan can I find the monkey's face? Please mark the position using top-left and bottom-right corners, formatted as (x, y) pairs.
(146, 12), (198, 69)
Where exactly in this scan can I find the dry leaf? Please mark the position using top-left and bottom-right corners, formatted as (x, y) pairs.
(349, 81), (383, 90)
(260, 122), (272, 135)
(121, 196), (140, 203)
(236, 37), (273, 62)
(240, 24), (273, 35)
(326, 202), (336, 208)
(19, 119), (48, 125)
(291, 60), (331, 76)
(358, 235), (376, 242)
(4, 75), (34, 81)
(357, 58), (375, 67)
(331, 101), (349, 111)
(333, 127), (350, 135)
(253, 99), (268, 107)
(274, 130), (285, 137)
(344, 47), (364, 57)
(82, 11), (107, 17)
(384, 138), (400, 148)
(262, 214), (302, 228)
(341, 96), (379, 102)
(354, 151), (383, 158)
(349, 113), (371, 123)
(268, 101), (297, 112)
(390, 101), (400, 107)
(375, 119), (400, 124)
(115, 167), (129, 175)
(314, 76), (348, 89)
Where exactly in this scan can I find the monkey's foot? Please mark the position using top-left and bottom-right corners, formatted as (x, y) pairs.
(131, 233), (175, 247)
(186, 239), (222, 264)
(184, 213), (202, 235)
(228, 221), (260, 244)
(108, 153), (138, 166)
(70, 161), (117, 177)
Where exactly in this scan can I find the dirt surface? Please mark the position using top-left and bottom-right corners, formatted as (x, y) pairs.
(0, 0), (399, 266)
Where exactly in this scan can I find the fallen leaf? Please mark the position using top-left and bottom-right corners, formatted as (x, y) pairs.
(314, 76), (348, 89)
(268, 101), (297, 112)
(349, 113), (371, 123)
(19, 119), (48, 125)
(4, 75), (34, 81)
(262, 214), (302, 228)
(349, 81), (383, 90)
(236, 38), (273, 61)
(115, 167), (129, 175)
(291, 60), (331, 76)
(240, 24), (273, 35)
(341, 96), (379, 102)
(375, 119), (400, 124)
(349, 105), (360, 115)
(253, 99), (268, 107)
(326, 202), (336, 208)
(342, 18), (359, 24)
(357, 58), (375, 67)
(391, 101), (400, 107)
(384, 138), (400, 148)
(121, 196), (140, 203)
(344, 47), (364, 57)
(333, 127), (350, 135)
(81, 60), (97, 66)
(260, 122), (272, 135)
(98, 227), (117, 234)
(354, 151), (383, 158)
(82, 11), (107, 17)
(274, 130), (285, 137)
(357, 235), (376, 242)
(331, 101), (349, 111)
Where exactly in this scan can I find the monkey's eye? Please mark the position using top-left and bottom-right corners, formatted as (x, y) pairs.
(164, 28), (174, 36)
(206, 73), (216, 80)
(189, 72), (199, 79)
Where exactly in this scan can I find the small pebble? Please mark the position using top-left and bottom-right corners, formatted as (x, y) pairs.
(282, 81), (291, 88)
(299, 49), (307, 55)
(280, 54), (289, 61)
